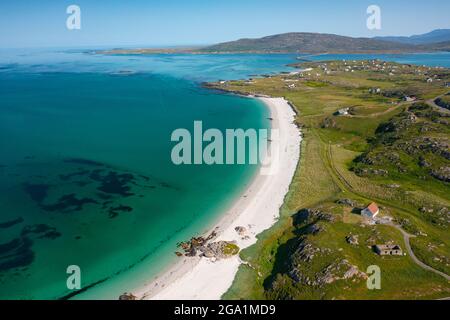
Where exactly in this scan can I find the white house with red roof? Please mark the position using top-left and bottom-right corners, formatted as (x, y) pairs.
(361, 202), (380, 219)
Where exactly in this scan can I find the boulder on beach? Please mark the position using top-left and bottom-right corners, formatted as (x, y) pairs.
(119, 292), (137, 300)
(200, 241), (240, 260)
(235, 226), (247, 236)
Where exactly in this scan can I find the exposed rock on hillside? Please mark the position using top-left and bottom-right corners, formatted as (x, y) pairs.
(290, 256), (367, 286)
(431, 166), (450, 182)
(318, 260), (367, 285)
(352, 103), (450, 183)
(346, 234), (360, 245)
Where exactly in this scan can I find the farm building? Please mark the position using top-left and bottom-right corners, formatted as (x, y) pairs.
(374, 244), (403, 256)
(361, 202), (379, 219)
(334, 108), (350, 116)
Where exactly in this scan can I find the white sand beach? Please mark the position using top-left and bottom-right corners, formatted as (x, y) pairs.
(134, 97), (301, 300)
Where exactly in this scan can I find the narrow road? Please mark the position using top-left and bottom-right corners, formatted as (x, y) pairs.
(427, 92), (450, 114)
(387, 223), (450, 281)
(346, 105), (399, 118)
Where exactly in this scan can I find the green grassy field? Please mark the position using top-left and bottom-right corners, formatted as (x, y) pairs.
(212, 60), (450, 300)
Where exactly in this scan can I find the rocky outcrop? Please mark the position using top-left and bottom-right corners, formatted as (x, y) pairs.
(199, 241), (240, 260)
(336, 199), (357, 207)
(119, 293), (137, 300)
(308, 209), (335, 222)
(376, 111), (417, 134)
(346, 234), (359, 245)
(354, 168), (389, 177)
(176, 231), (240, 260)
(293, 208), (336, 227)
(353, 104), (450, 182)
(290, 258), (367, 287)
(307, 224), (325, 235)
(400, 138), (449, 160)
(318, 260), (367, 285)
(321, 117), (337, 129)
(177, 230), (218, 257)
(291, 243), (325, 263)
(431, 166), (450, 182)
(235, 226), (247, 236)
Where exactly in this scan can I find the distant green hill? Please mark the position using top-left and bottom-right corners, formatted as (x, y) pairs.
(200, 32), (448, 54)
(99, 31), (450, 56)
(420, 40), (450, 52)
(375, 29), (450, 45)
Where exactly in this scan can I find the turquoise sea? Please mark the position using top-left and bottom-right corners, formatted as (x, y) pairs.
(0, 49), (449, 299)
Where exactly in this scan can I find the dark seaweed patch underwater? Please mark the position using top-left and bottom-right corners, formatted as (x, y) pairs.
(0, 217), (24, 229)
(0, 65), (271, 299)
(22, 158), (165, 218)
(0, 157), (177, 287)
(0, 224), (61, 274)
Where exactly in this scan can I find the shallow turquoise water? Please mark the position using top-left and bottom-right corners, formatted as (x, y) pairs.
(0, 71), (272, 299)
(0, 51), (294, 300)
(0, 50), (449, 299)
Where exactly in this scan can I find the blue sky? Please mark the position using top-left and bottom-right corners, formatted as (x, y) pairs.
(1, 0), (449, 48)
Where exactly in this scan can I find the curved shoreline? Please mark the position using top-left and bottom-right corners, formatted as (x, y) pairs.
(133, 97), (301, 300)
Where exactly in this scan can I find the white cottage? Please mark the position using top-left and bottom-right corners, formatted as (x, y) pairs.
(361, 202), (380, 219)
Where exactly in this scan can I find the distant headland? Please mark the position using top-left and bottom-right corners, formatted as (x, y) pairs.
(97, 30), (450, 55)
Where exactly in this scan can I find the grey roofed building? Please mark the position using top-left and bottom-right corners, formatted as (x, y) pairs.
(374, 244), (403, 256)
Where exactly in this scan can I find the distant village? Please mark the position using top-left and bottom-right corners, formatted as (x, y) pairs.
(215, 60), (450, 101)
(280, 59), (450, 93)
